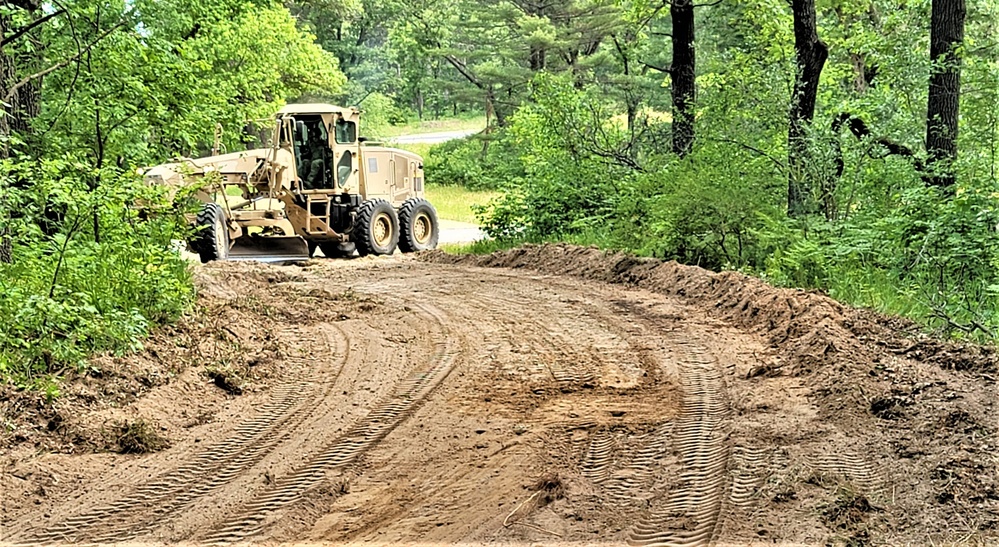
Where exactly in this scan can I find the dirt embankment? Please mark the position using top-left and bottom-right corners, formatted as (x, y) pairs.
(1, 244), (996, 546)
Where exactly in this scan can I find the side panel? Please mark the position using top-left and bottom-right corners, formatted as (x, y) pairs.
(358, 146), (424, 207)
(359, 149), (393, 201)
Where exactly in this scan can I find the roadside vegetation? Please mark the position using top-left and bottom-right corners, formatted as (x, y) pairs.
(412, 0), (999, 342)
(0, 1), (343, 386)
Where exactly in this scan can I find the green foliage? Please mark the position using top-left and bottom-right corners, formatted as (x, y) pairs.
(612, 152), (780, 270)
(357, 92), (410, 136)
(0, 0), (344, 390)
(0, 160), (193, 384)
(425, 130), (524, 191)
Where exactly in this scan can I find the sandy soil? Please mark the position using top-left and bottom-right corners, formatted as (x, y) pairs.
(1, 244), (996, 546)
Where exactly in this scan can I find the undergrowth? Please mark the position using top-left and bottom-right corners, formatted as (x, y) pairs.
(428, 74), (999, 343)
(0, 164), (195, 389)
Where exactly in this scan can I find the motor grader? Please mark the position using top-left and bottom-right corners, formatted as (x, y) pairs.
(143, 104), (439, 262)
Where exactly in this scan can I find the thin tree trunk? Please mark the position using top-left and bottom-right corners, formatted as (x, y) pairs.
(787, 0), (829, 216)
(926, 0), (965, 188)
(670, 0), (695, 158)
(529, 46), (546, 71)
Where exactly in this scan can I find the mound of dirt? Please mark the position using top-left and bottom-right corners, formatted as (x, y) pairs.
(424, 243), (999, 540)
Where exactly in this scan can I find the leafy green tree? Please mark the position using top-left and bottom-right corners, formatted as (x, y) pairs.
(0, 0), (346, 383)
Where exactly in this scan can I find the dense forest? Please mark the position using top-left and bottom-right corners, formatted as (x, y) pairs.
(1, 0), (997, 387)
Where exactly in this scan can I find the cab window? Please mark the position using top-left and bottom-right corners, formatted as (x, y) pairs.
(335, 118), (357, 144)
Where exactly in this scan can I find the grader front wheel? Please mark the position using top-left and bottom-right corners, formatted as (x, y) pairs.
(193, 203), (230, 263)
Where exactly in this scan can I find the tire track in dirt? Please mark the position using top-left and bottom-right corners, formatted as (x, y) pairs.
(805, 451), (883, 493)
(301, 276), (661, 544)
(362, 276), (611, 393)
(294, 288), (562, 544)
(452, 274), (770, 545)
(601, 426), (672, 504)
(198, 303), (459, 544)
(13, 325), (348, 545)
(728, 446), (771, 508)
(628, 341), (733, 547)
(463, 290), (602, 391)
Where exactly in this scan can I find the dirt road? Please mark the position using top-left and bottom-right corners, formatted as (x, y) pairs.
(1, 246), (996, 545)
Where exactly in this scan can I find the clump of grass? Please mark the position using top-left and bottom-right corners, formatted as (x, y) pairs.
(439, 237), (534, 255)
(532, 472), (565, 506)
(111, 418), (170, 454)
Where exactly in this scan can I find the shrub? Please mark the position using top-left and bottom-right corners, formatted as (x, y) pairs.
(0, 159), (194, 386)
(425, 130), (524, 190)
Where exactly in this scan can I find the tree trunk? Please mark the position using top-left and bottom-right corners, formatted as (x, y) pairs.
(925, 0), (965, 188)
(670, 0), (695, 158)
(787, 0), (829, 216)
(1, 5), (42, 263)
(529, 46), (546, 71)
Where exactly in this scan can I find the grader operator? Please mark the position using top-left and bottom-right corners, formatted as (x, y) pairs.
(144, 104), (439, 262)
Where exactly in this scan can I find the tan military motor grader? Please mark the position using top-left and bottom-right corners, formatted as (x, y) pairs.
(144, 104), (439, 262)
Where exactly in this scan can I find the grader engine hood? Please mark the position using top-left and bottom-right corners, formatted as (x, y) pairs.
(143, 148), (278, 193)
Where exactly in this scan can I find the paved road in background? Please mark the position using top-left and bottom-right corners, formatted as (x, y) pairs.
(437, 219), (486, 245)
(389, 129), (480, 145)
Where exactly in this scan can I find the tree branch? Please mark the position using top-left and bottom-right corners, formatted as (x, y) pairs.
(709, 137), (786, 170)
(41, 0), (80, 137)
(1, 8), (65, 48)
(641, 61), (671, 73)
(4, 18), (126, 103)
(833, 112), (926, 172)
(443, 54), (485, 89)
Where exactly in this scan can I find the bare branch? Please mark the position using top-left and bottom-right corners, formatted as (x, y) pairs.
(709, 137), (786, 170)
(641, 61), (671, 73)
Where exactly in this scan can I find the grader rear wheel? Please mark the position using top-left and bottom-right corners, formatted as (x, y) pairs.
(398, 198), (439, 253)
(353, 199), (399, 256)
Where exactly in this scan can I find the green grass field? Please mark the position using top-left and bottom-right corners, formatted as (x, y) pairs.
(393, 142), (432, 160)
(425, 184), (500, 224)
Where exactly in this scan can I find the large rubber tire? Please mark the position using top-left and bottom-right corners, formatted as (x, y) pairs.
(194, 203), (229, 263)
(398, 198), (439, 253)
(353, 199), (399, 256)
(319, 241), (356, 259)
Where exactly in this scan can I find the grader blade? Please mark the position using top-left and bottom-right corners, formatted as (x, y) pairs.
(227, 235), (311, 263)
